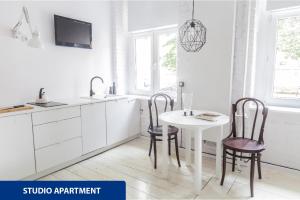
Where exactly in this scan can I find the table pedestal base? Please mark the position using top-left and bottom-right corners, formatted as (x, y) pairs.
(194, 129), (203, 193)
(185, 130), (192, 166)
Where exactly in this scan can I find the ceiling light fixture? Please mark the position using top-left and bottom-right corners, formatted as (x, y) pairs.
(179, 0), (206, 52)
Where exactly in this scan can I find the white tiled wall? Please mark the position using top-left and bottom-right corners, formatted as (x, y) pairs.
(111, 1), (129, 94)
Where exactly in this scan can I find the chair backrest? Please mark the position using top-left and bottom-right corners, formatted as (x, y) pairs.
(231, 97), (268, 144)
(148, 93), (174, 130)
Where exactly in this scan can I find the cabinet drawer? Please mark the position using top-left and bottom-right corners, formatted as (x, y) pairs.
(32, 106), (80, 125)
(35, 137), (82, 172)
(34, 117), (81, 149)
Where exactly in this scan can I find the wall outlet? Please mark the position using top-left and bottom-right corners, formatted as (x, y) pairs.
(179, 81), (184, 87)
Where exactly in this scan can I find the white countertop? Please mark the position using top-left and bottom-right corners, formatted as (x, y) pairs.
(0, 95), (140, 118)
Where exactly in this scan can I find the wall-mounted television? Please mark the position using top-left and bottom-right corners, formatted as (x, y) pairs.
(54, 15), (92, 49)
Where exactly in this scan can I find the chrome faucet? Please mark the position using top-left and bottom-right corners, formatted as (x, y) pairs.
(90, 76), (104, 97)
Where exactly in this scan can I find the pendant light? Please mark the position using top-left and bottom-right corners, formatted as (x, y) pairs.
(179, 0), (206, 52)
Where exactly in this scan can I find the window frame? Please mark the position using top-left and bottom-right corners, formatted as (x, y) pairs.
(132, 32), (154, 95)
(129, 27), (178, 95)
(264, 8), (300, 107)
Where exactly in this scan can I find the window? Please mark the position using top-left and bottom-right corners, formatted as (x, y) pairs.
(263, 9), (300, 107)
(134, 35), (152, 91)
(273, 15), (300, 99)
(131, 28), (177, 95)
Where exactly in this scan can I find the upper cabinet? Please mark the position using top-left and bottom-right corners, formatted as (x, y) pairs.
(106, 98), (140, 145)
(0, 114), (35, 179)
(81, 102), (107, 154)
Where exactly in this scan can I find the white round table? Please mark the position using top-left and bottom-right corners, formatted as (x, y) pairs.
(159, 110), (229, 194)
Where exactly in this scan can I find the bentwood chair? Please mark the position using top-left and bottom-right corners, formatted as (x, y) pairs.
(147, 93), (181, 169)
(220, 97), (268, 197)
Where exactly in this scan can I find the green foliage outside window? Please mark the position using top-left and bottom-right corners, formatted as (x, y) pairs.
(162, 38), (177, 71)
(277, 16), (300, 60)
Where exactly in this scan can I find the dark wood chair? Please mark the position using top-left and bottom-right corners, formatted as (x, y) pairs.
(147, 93), (181, 169)
(220, 97), (268, 197)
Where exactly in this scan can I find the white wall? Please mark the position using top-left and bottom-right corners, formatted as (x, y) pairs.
(128, 0), (178, 31)
(252, 0), (300, 170)
(231, 0), (300, 170)
(177, 1), (235, 117)
(127, 0), (236, 116)
(0, 1), (112, 107)
(111, 1), (129, 94)
(262, 108), (300, 169)
(267, 0), (300, 10)
(176, 0), (236, 150)
(129, 1), (236, 149)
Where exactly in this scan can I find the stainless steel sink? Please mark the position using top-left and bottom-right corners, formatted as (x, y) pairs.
(28, 101), (67, 107)
(81, 95), (121, 101)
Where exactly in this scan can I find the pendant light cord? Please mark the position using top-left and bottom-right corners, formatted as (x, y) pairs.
(192, 0), (195, 20)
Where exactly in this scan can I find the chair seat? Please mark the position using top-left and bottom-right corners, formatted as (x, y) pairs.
(148, 125), (178, 136)
(223, 137), (265, 153)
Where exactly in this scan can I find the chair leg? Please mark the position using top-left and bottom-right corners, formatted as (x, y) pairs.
(148, 137), (153, 156)
(232, 150), (236, 172)
(174, 135), (181, 167)
(250, 153), (255, 197)
(153, 137), (157, 169)
(220, 147), (227, 185)
(168, 136), (171, 156)
(257, 153), (262, 179)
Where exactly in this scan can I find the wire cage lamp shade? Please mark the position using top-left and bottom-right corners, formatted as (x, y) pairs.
(179, 0), (207, 52)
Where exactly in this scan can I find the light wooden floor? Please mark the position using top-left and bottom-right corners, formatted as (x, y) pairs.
(40, 136), (300, 199)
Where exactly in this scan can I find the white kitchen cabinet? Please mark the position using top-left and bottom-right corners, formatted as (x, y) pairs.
(33, 106), (83, 173)
(106, 98), (140, 145)
(35, 137), (82, 172)
(0, 114), (35, 179)
(32, 106), (80, 125)
(81, 102), (107, 154)
(127, 99), (141, 137)
(33, 117), (81, 149)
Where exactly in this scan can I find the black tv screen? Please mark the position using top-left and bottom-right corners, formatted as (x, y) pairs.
(54, 15), (92, 49)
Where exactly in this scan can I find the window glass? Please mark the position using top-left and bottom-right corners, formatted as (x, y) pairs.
(158, 32), (177, 91)
(273, 16), (300, 99)
(135, 36), (152, 91)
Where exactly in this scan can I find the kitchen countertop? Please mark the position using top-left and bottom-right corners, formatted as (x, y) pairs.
(0, 95), (140, 118)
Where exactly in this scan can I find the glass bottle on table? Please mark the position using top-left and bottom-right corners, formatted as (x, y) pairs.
(182, 93), (193, 116)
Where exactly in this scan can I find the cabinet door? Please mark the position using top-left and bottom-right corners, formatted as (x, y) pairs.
(34, 117), (81, 149)
(106, 99), (129, 145)
(127, 99), (141, 137)
(81, 102), (107, 154)
(0, 114), (35, 179)
(35, 137), (82, 172)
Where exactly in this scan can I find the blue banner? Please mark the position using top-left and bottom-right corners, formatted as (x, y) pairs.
(0, 181), (126, 200)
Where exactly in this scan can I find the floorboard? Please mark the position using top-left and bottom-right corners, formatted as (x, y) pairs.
(39, 136), (300, 199)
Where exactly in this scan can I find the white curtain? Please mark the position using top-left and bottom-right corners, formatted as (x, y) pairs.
(231, 0), (267, 103)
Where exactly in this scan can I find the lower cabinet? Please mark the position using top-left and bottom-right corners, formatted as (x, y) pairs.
(0, 98), (140, 179)
(81, 102), (107, 154)
(0, 114), (35, 179)
(127, 99), (141, 137)
(35, 137), (82, 172)
(33, 117), (81, 149)
(33, 106), (83, 173)
(106, 98), (140, 145)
